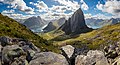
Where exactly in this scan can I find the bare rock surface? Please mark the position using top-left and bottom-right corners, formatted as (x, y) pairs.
(29, 52), (69, 65)
(75, 50), (109, 65)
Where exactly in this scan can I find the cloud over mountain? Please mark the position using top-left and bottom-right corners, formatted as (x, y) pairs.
(96, 0), (120, 18)
(0, 0), (119, 20)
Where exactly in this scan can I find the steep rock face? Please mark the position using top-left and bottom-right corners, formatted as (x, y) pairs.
(23, 16), (48, 32)
(60, 8), (92, 35)
(43, 22), (57, 33)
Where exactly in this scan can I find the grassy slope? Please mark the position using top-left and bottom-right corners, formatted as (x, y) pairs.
(41, 23), (120, 50)
(0, 13), (60, 53)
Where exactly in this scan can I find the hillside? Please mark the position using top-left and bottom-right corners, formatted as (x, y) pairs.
(0, 13), (60, 53)
(40, 22), (120, 50)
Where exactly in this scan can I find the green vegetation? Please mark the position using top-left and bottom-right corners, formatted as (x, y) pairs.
(0, 13), (60, 53)
(1, 12), (120, 53)
(39, 30), (64, 40)
(40, 22), (120, 50)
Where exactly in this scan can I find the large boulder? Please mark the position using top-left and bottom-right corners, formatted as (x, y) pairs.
(0, 36), (40, 65)
(61, 45), (75, 58)
(29, 52), (69, 65)
(61, 45), (76, 65)
(60, 8), (92, 35)
(75, 50), (109, 65)
(2, 45), (26, 64)
(0, 36), (12, 46)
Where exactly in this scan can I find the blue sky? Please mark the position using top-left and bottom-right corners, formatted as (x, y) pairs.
(0, 0), (120, 20)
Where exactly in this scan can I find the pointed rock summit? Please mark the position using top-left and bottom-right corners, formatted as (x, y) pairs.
(60, 8), (92, 35)
(43, 22), (56, 33)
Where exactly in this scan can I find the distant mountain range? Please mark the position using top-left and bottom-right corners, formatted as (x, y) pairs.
(23, 16), (49, 32)
(86, 18), (120, 29)
(15, 14), (120, 33)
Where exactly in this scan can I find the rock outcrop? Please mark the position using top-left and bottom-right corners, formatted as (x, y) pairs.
(29, 52), (69, 65)
(61, 45), (75, 58)
(0, 36), (68, 65)
(60, 8), (92, 35)
(0, 36), (40, 65)
(61, 45), (75, 65)
(75, 50), (109, 65)
(1, 36), (120, 65)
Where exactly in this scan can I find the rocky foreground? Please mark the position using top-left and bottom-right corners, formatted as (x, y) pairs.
(0, 36), (120, 65)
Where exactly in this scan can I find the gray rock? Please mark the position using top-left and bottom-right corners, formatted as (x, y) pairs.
(61, 45), (75, 58)
(75, 50), (109, 65)
(0, 36), (12, 46)
(0, 44), (1, 65)
(18, 40), (40, 52)
(0, 45), (2, 63)
(11, 56), (28, 65)
(112, 57), (120, 65)
(104, 44), (120, 59)
(29, 52), (69, 65)
(60, 8), (92, 35)
(1, 36), (41, 65)
(2, 45), (26, 64)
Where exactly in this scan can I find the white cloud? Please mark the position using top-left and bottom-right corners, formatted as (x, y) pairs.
(1, 0), (90, 20)
(92, 13), (111, 19)
(30, 1), (48, 10)
(2, 13), (33, 19)
(84, 13), (92, 19)
(1, 10), (34, 19)
(80, 0), (89, 10)
(0, 0), (35, 14)
(30, 1), (48, 13)
(29, 0), (75, 20)
(96, 0), (120, 17)
(84, 13), (112, 19)
(2, 10), (15, 14)
(54, 0), (80, 11)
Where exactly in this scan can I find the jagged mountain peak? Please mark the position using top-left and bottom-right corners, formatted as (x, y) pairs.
(60, 8), (92, 35)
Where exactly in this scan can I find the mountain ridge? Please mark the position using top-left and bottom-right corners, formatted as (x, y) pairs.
(60, 8), (92, 35)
